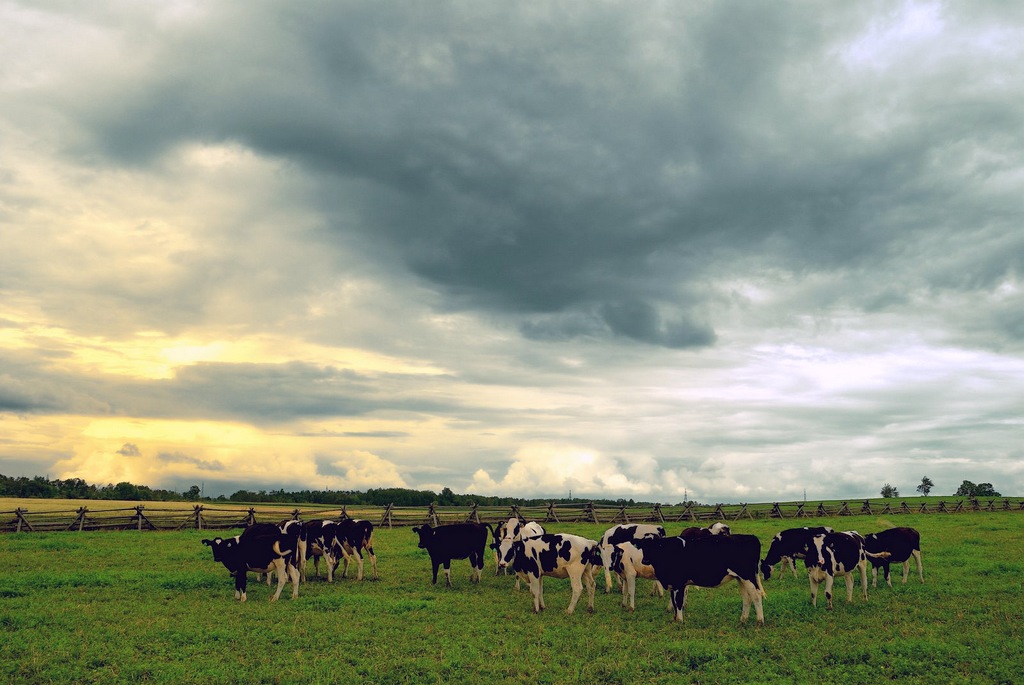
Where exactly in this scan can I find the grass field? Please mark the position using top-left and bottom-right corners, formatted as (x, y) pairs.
(2, 514), (1022, 684)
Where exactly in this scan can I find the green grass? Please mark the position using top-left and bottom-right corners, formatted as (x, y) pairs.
(1, 515), (1022, 684)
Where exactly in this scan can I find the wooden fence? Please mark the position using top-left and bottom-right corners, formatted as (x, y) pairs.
(2, 497), (1022, 533)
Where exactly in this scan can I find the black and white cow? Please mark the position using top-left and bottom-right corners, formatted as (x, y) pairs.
(412, 523), (491, 587)
(598, 524), (667, 593)
(804, 531), (869, 609)
(760, 526), (834, 580)
(862, 527), (923, 587)
(608, 541), (665, 612)
(325, 518), (378, 581)
(298, 519), (336, 582)
(492, 518), (546, 588)
(201, 522), (300, 602)
(501, 533), (601, 615)
(678, 522), (731, 539)
(634, 534), (765, 625)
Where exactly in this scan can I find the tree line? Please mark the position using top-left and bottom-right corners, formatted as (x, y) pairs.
(880, 476), (1001, 499)
(0, 475), (652, 508)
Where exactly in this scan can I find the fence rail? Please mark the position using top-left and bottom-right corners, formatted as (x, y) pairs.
(2, 497), (1022, 534)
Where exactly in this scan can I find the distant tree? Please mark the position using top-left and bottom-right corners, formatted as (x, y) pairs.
(916, 476), (934, 496)
(880, 483), (899, 498)
(183, 485), (201, 501)
(954, 480), (1001, 498)
(975, 483), (1001, 497)
(955, 480), (976, 497)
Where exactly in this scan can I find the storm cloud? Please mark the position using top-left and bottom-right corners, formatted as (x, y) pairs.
(1, 1), (1022, 500)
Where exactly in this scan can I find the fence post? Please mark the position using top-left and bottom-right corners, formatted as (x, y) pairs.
(16, 508), (34, 532)
(861, 500), (873, 515)
(465, 503), (480, 524)
(379, 503), (393, 528)
(136, 505), (144, 531)
(545, 502), (560, 523)
(339, 505), (350, 522)
(193, 505), (204, 530)
(68, 507), (88, 532)
(652, 503), (665, 523)
(770, 503), (784, 518)
(291, 509), (302, 521)
(427, 503), (440, 527)
(611, 505), (629, 524)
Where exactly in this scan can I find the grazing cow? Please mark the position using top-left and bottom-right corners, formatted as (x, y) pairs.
(201, 523), (300, 602)
(760, 526), (834, 580)
(492, 518), (546, 588)
(862, 527), (923, 587)
(634, 534), (765, 625)
(678, 521), (732, 540)
(804, 532), (869, 609)
(325, 519), (379, 581)
(298, 519), (337, 582)
(598, 524), (667, 593)
(608, 541), (665, 612)
(501, 533), (600, 615)
(412, 523), (491, 587)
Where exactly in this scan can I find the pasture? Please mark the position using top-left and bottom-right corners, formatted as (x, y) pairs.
(1, 514), (1021, 684)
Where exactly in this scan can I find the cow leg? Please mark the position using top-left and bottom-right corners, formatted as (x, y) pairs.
(352, 546), (365, 581)
(367, 546), (378, 580)
(843, 573), (855, 604)
(788, 557), (798, 578)
(270, 558), (288, 601)
(738, 580), (752, 623)
(443, 561), (453, 588)
(236, 571), (248, 602)
(430, 561), (441, 585)
(912, 550), (924, 583)
(585, 566), (596, 613)
(288, 562), (300, 599)
(859, 560), (869, 601)
(651, 579), (664, 597)
(623, 572), (634, 612)
(808, 573), (819, 607)
(296, 539), (307, 583)
(670, 587), (684, 622)
(824, 574), (834, 610)
(742, 578), (765, 625)
(339, 547), (351, 579)
(604, 567), (614, 594)
(565, 573), (584, 615)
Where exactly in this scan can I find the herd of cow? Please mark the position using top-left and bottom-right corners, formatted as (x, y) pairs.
(201, 516), (923, 625)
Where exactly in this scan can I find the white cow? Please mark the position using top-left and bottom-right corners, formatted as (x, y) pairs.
(502, 533), (599, 615)
(598, 524), (666, 592)
(608, 541), (665, 612)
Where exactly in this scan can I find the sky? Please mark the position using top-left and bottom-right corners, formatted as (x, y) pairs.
(1, 1), (1022, 503)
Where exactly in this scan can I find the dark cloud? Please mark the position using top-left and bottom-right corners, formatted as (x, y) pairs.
(116, 443), (141, 457)
(156, 452), (224, 472)
(2, 2), (1023, 499)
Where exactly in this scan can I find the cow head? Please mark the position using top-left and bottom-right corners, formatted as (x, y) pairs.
(500, 539), (523, 568)
(632, 537), (665, 568)
(759, 558), (773, 580)
(411, 525), (433, 549)
(810, 534), (827, 567)
(708, 522), (731, 536)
